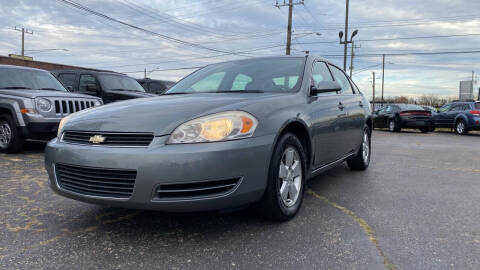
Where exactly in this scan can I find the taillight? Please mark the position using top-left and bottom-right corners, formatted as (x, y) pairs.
(470, 110), (480, 116)
(399, 112), (411, 116)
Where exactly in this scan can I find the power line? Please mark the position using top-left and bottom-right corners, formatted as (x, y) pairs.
(55, 0), (252, 57)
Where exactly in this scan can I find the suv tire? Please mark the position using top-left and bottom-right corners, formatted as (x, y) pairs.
(0, 114), (24, 153)
(256, 133), (306, 221)
(455, 119), (468, 135)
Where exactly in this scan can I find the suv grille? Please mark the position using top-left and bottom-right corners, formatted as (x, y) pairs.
(156, 178), (241, 199)
(55, 163), (136, 198)
(54, 99), (97, 116)
(62, 131), (154, 147)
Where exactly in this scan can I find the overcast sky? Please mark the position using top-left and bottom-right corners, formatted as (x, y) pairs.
(1, 0), (479, 98)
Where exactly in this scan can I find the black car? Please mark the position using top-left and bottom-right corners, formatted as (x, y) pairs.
(51, 70), (156, 103)
(432, 100), (480, 135)
(373, 104), (433, 132)
(137, 78), (175, 95)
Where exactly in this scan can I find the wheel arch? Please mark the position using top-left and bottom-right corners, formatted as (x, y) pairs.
(272, 119), (313, 172)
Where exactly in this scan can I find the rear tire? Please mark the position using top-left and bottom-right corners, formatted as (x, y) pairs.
(256, 133), (306, 221)
(388, 119), (400, 132)
(419, 127), (429, 133)
(0, 114), (24, 153)
(455, 120), (468, 135)
(347, 126), (371, 171)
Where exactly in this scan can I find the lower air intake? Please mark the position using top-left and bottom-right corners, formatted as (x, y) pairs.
(157, 178), (241, 199)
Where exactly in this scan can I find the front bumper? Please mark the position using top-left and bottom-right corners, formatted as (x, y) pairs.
(45, 135), (274, 212)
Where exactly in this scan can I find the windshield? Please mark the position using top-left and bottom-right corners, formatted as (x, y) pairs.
(166, 58), (305, 94)
(98, 74), (146, 92)
(0, 67), (67, 91)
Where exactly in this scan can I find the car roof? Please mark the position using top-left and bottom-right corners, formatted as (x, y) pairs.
(0, 64), (49, 72)
(50, 69), (126, 76)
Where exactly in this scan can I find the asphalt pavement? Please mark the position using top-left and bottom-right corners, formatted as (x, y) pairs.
(0, 130), (479, 270)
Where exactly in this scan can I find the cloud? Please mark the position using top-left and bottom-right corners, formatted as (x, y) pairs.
(0, 0), (479, 97)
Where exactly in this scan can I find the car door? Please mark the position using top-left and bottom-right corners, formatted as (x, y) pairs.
(373, 107), (386, 127)
(446, 104), (463, 127)
(307, 61), (344, 167)
(328, 64), (364, 155)
(434, 104), (451, 127)
(78, 74), (101, 97)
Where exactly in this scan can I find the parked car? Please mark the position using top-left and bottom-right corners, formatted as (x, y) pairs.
(137, 78), (175, 95)
(421, 105), (437, 113)
(45, 56), (372, 221)
(373, 103), (432, 133)
(51, 70), (156, 103)
(432, 100), (480, 135)
(0, 65), (102, 153)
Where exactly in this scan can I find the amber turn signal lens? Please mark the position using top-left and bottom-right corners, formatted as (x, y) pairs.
(241, 116), (254, 133)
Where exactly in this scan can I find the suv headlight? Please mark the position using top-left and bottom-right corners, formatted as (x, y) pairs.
(167, 111), (258, 144)
(35, 98), (52, 112)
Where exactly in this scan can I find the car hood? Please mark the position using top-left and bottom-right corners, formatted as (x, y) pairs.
(63, 93), (282, 136)
(0, 89), (99, 99)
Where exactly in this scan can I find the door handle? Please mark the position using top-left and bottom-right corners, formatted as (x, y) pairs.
(338, 102), (345, 110)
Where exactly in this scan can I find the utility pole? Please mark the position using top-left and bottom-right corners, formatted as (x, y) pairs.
(275, 0), (304, 55)
(144, 68), (147, 79)
(372, 72), (376, 112)
(349, 41), (361, 78)
(14, 26), (33, 56)
(381, 54), (385, 105)
(343, 0), (349, 71)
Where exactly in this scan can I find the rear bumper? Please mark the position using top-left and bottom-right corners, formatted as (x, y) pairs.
(399, 117), (433, 129)
(45, 135), (274, 212)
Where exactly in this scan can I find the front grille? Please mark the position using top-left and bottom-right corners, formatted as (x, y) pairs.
(54, 98), (97, 116)
(55, 163), (136, 198)
(62, 131), (154, 147)
(157, 178), (241, 199)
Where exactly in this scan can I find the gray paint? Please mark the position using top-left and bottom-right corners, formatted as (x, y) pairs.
(45, 55), (371, 211)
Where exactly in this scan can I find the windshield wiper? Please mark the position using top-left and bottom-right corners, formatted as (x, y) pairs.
(207, 90), (264, 93)
(3, 86), (32, 89)
(40, 88), (63, 91)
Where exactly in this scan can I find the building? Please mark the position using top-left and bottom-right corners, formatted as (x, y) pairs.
(0, 55), (107, 72)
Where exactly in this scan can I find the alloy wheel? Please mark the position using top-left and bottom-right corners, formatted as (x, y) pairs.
(362, 131), (370, 165)
(389, 120), (395, 132)
(0, 120), (12, 148)
(278, 147), (302, 207)
(456, 121), (465, 134)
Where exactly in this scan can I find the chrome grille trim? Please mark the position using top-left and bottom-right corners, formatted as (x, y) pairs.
(61, 131), (154, 147)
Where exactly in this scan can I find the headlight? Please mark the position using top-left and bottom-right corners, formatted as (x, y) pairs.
(57, 114), (73, 137)
(35, 98), (52, 112)
(167, 111), (258, 144)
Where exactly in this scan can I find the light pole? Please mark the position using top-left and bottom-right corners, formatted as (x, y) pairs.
(339, 29), (358, 73)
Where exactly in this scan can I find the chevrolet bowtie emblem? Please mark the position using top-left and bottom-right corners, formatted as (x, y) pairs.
(89, 135), (106, 144)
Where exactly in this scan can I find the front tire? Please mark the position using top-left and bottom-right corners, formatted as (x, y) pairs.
(0, 114), (24, 153)
(347, 126), (371, 171)
(256, 133), (306, 221)
(455, 120), (468, 135)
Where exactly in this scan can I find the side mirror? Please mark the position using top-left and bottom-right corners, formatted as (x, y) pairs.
(310, 81), (342, 96)
(86, 84), (99, 94)
(66, 86), (73, 92)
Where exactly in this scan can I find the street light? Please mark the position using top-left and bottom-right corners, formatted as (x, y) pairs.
(339, 29), (359, 74)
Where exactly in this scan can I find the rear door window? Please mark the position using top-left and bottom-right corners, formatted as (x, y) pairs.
(57, 73), (76, 90)
(328, 65), (354, 94)
(79, 74), (99, 92)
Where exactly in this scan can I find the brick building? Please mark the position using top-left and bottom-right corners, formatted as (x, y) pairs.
(0, 55), (107, 72)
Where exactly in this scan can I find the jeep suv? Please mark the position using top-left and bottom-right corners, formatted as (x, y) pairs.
(0, 65), (102, 153)
(432, 100), (480, 135)
(51, 70), (156, 103)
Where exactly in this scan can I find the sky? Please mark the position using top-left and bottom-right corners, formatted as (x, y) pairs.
(1, 0), (480, 99)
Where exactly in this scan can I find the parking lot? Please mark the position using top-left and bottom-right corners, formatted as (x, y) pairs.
(0, 130), (479, 270)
